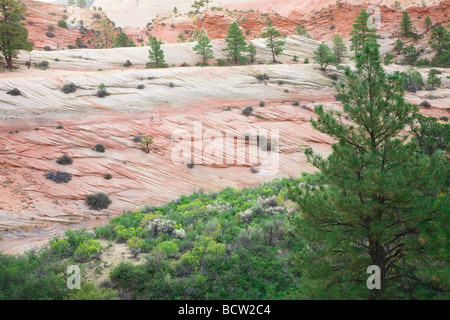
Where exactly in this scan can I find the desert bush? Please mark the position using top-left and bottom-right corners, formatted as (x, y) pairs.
(7, 88), (21, 96)
(187, 162), (195, 169)
(104, 173), (112, 180)
(65, 283), (118, 300)
(56, 124), (63, 129)
(85, 192), (112, 210)
(123, 59), (132, 68)
(37, 60), (49, 70)
(61, 83), (77, 94)
(419, 100), (431, 108)
(45, 31), (55, 38)
(292, 101), (300, 106)
(133, 135), (142, 142)
(304, 57), (310, 64)
(94, 143), (105, 152)
(255, 73), (269, 81)
(92, 13), (102, 20)
(68, 44), (76, 49)
(74, 239), (101, 262)
(56, 154), (73, 165)
(44, 46), (52, 51)
(259, 101), (265, 107)
(137, 84), (145, 89)
(242, 106), (253, 116)
(57, 19), (67, 28)
(44, 171), (72, 183)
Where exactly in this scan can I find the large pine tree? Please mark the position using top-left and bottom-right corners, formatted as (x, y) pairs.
(0, 0), (33, 70)
(349, 10), (377, 55)
(289, 40), (449, 299)
(223, 22), (247, 65)
(331, 34), (347, 64)
(400, 10), (414, 38)
(147, 35), (165, 68)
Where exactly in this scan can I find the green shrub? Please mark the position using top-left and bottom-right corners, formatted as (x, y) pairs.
(74, 239), (101, 262)
(255, 73), (269, 81)
(86, 193), (111, 210)
(45, 31), (55, 38)
(61, 83), (77, 94)
(401, 68), (424, 92)
(56, 154), (73, 165)
(123, 59), (132, 67)
(7, 88), (21, 96)
(44, 171), (72, 183)
(104, 173), (112, 180)
(137, 84), (145, 89)
(259, 101), (265, 107)
(57, 19), (67, 28)
(65, 283), (118, 300)
(242, 106), (253, 116)
(94, 143), (105, 152)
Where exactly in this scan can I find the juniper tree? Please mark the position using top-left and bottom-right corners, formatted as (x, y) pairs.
(400, 10), (414, 38)
(331, 34), (347, 64)
(289, 40), (449, 299)
(427, 69), (441, 88)
(0, 0), (33, 70)
(193, 34), (214, 65)
(147, 35), (165, 68)
(349, 10), (377, 55)
(313, 42), (336, 71)
(261, 21), (286, 63)
(223, 22), (247, 65)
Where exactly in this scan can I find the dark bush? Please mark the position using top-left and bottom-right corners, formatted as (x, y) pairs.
(419, 100), (431, 108)
(96, 89), (109, 98)
(242, 106), (253, 116)
(137, 84), (145, 89)
(440, 116), (448, 122)
(259, 101), (265, 107)
(56, 154), (73, 165)
(104, 174), (112, 180)
(132, 136), (142, 142)
(37, 61), (49, 70)
(45, 31), (55, 38)
(56, 124), (63, 129)
(85, 193), (112, 210)
(44, 46), (52, 51)
(329, 73), (339, 81)
(255, 73), (269, 81)
(61, 83), (77, 94)
(45, 171), (72, 183)
(92, 13), (102, 20)
(68, 45), (76, 49)
(94, 144), (105, 153)
(187, 162), (195, 169)
(7, 88), (21, 96)
(292, 101), (300, 106)
(124, 59), (132, 68)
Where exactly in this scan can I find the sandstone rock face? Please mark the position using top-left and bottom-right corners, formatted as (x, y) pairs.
(89, 0), (446, 28)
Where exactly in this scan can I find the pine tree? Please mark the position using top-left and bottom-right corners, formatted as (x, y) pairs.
(147, 35), (165, 68)
(296, 25), (311, 39)
(261, 21), (286, 63)
(289, 41), (449, 299)
(424, 16), (432, 33)
(248, 43), (257, 64)
(400, 10), (413, 38)
(0, 0), (33, 70)
(349, 10), (378, 55)
(394, 38), (404, 54)
(427, 69), (441, 88)
(313, 42), (336, 71)
(96, 18), (115, 49)
(223, 22), (247, 65)
(331, 34), (347, 63)
(429, 25), (450, 67)
(67, 0), (75, 6)
(193, 34), (214, 65)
